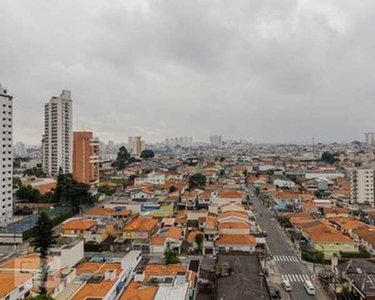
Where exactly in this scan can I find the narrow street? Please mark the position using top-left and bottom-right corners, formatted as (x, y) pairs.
(251, 193), (330, 300)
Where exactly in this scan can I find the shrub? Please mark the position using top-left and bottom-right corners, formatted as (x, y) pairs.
(340, 251), (371, 259)
(301, 250), (324, 263)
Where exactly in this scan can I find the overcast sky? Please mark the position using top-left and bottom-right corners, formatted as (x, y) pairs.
(1, 0), (374, 145)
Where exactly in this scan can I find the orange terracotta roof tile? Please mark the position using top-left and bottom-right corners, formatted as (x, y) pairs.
(144, 264), (187, 279)
(85, 207), (114, 217)
(120, 280), (158, 300)
(150, 235), (166, 246)
(289, 218), (316, 228)
(0, 253), (53, 270)
(72, 280), (117, 300)
(61, 219), (96, 231)
(285, 212), (312, 219)
(206, 215), (218, 229)
(218, 191), (244, 199)
(304, 223), (354, 243)
(215, 234), (256, 245)
(75, 262), (122, 276)
(0, 273), (32, 298)
(123, 216), (158, 232)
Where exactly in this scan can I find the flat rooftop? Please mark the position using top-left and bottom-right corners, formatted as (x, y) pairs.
(216, 255), (269, 300)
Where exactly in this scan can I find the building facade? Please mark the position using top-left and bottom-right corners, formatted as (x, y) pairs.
(0, 84), (13, 226)
(14, 141), (26, 157)
(351, 168), (375, 205)
(131, 136), (145, 157)
(42, 90), (73, 176)
(73, 131), (100, 187)
(210, 135), (223, 147)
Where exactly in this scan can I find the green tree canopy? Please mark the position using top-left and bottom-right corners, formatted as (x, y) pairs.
(16, 185), (40, 202)
(23, 167), (47, 178)
(195, 233), (204, 253)
(189, 173), (207, 189)
(53, 168), (91, 208)
(140, 149), (155, 160)
(112, 146), (131, 170)
(164, 249), (180, 265)
(321, 151), (339, 164)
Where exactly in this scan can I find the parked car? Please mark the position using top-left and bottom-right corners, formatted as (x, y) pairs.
(270, 289), (281, 299)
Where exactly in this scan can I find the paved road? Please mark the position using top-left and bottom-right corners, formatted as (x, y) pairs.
(251, 194), (325, 300)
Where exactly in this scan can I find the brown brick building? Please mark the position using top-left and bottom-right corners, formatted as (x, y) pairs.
(73, 131), (100, 187)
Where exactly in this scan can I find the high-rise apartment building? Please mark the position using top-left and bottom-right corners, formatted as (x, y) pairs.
(14, 142), (26, 157)
(42, 90), (73, 176)
(128, 136), (134, 150)
(210, 135), (223, 147)
(73, 131), (100, 187)
(0, 84), (13, 226)
(365, 132), (375, 145)
(351, 168), (375, 205)
(131, 136), (145, 157)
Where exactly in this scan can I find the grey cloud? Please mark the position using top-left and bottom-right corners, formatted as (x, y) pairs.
(1, 0), (375, 144)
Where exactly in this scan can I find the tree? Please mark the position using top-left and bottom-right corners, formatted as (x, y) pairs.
(30, 295), (55, 300)
(16, 185), (41, 202)
(195, 233), (204, 254)
(321, 152), (338, 164)
(30, 211), (56, 297)
(140, 149), (155, 160)
(98, 185), (116, 196)
(53, 168), (91, 208)
(23, 167), (47, 178)
(39, 192), (54, 203)
(189, 173), (207, 189)
(169, 186), (177, 193)
(254, 186), (261, 197)
(164, 248), (180, 265)
(13, 176), (22, 189)
(112, 146), (131, 170)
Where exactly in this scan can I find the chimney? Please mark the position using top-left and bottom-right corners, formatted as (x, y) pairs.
(134, 270), (145, 282)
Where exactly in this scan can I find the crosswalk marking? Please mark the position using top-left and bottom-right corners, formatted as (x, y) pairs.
(274, 255), (299, 262)
(281, 274), (311, 283)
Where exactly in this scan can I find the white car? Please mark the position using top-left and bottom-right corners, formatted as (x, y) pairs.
(304, 281), (316, 295)
(282, 279), (292, 292)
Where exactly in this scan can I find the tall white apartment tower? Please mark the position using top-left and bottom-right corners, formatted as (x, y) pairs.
(42, 90), (73, 176)
(0, 84), (13, 226)
(351, 168), (375, 205)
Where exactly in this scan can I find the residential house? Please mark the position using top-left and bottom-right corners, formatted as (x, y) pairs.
(352, 227), (375, 255)
(215, 234), (256, 253)
(61, 218), (108, 243)
(0, 273), (33, 300)
(120, 264), (197, 300)
(270, 175), (296, 188)
(150, 226), (183, 254)
(213, 190), (244, 206)
(122, 216), (158, 242)
(301, 221), (359, 259)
